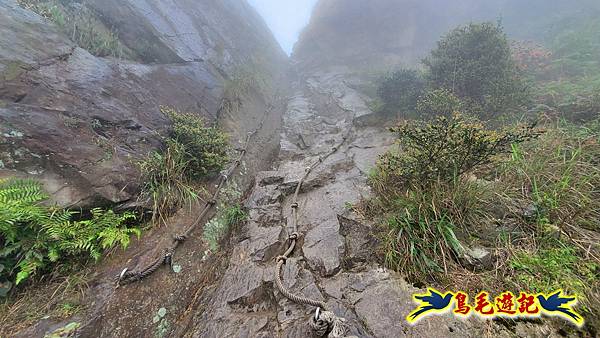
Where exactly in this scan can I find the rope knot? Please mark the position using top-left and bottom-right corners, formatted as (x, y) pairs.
(276, 255), (287, 263)
(289, 232), (299, 240)
(290, 202), (299, 209)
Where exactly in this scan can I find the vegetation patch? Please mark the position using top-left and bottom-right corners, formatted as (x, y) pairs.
(374, 22), (531, 120)
(376, 69), (425, 117)
(372, 113), (537, 191)
(16, 0), (130, 58)
(0, 178), (139, 333)
(424, 22), (531, 117)
(139, 107), (229, 223)
(0, 178), (139, 292)
(364, 18), (600, 333)
(203, 180), (246, 251)
(363, 117), (600, 330)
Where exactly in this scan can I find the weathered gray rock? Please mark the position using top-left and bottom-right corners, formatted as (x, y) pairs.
(462, 246), (495, 271)
(0, 0), (286, 207)
(89, 0), (287, 72)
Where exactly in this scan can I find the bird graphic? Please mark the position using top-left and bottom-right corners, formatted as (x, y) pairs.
(407, 288), (454, 323)
(537, 290), (584, 326)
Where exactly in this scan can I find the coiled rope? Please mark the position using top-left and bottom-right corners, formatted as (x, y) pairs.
(274, 110), (355, 337)
(116, 104), (273, 286)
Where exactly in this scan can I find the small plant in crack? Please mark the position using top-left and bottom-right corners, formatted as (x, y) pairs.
(203, 181), (246, 251)
(153, 307), (169, 338)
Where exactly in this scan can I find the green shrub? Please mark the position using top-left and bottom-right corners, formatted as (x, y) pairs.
(369, 113), (535, 279)
(0, 178), (139, 292)
(139, 107), (228, 222)
(162, 107), (229, 179)
(376, 69), (425, 115)
(372, 114), (536, 193)
(367, 121), (599, 315)
(416, 89), (463, 119)
(423, 22), (530, 117)
(139, 140), (200, 223)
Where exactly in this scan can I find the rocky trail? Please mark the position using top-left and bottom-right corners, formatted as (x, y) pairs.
(14, 68), (561, 338)
(2, 0), (584, 336)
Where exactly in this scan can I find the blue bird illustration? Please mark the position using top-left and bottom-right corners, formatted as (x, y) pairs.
(407, 288), (454, 323)
(537, 290), (583, 326)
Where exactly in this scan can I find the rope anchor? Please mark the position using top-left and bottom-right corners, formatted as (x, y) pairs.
(114, 103), (275, 286)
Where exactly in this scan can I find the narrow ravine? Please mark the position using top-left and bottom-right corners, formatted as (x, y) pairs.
(175, 69), (541, 337)
(4, 1), (596, 336)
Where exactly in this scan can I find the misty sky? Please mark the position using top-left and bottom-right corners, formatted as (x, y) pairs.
(248, 0), (318, 55)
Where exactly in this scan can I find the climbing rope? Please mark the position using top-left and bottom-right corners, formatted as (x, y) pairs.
(116, 103), (273, 286)
(274, 104), (356, 337)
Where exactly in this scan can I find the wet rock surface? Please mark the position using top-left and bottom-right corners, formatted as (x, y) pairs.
(179, 70), (522, 337)
(177, 68), (569, 337)
(0, 0), (285, 207)
(2, 1), (571, 337)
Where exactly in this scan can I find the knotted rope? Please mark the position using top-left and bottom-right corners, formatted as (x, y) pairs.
(116, 104), (272, 286)
(274, 111), (355, 337)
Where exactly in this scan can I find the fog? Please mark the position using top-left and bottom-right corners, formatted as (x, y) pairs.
(248, 0), (317, 55)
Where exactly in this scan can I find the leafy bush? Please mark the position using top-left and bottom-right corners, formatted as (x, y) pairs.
(423, 22), (530, 116)
(376, 69), (425, 115)
(162, 107), (229, 179)
(365, 121), (600, 325)
(140, 107), (228, 222)
(0, 179), (139, 292)
(371, 113), (536, 192)
(368, 113), (535, 279)
(415, 89), (463, 119)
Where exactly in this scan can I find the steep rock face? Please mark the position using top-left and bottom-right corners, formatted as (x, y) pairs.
(89, 0), (287, 71)
(0, 0), (287, 207)
(292, 0), (600, 72)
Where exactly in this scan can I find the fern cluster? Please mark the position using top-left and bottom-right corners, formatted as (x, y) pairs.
(0, 179), (139, 294)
